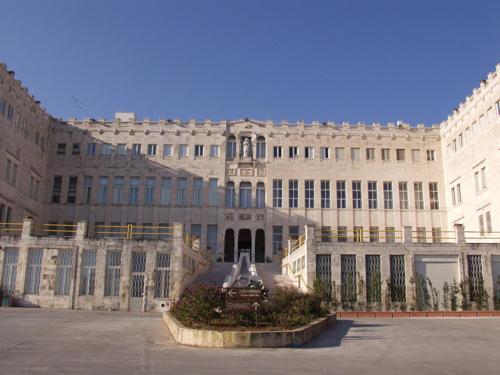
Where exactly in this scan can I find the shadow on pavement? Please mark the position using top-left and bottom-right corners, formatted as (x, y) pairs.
(302, 320), (389, 349)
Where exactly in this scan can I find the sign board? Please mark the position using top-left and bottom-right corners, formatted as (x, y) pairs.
(226, 300), (262, 312)
(225, 287), (263, 312)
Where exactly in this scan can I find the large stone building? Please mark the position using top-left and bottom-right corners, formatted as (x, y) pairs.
(1, 61), (499, 311)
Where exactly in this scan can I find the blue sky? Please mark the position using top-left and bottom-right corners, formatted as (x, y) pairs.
(1, 0), (498, 125)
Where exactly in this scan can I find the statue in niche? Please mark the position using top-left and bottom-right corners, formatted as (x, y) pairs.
(242, 137), (251, 158)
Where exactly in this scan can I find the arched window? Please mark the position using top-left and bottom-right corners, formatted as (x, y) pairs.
(225, 182), (235, 208)
(256, 182), (265, 208)
(239, 182), (252, 208)
(256, 136), (266, 159)
(226, 135), (236, 159)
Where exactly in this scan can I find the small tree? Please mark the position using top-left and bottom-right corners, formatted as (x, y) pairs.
(442, 282), (450, 311)
(427, 278), (440, 311)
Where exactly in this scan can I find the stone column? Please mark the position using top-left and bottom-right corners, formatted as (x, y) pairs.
(404, 226), (413, 244)
(251, 229), (255, 263)
(76, 221), (87, 240)
(21, 218), (33, 240)
(170, 223), (185, 298)
(234, 228), (239, 263)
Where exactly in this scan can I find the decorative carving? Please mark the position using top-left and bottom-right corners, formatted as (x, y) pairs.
(257, 169), (266, 177)
(225, 213), (234, 220)
(239, 168), (254, 176)
(242, 137), (250, 157)
(239, 213), (251, 220)
(227, 169), (237, 176)
(256, 214), (265, 221)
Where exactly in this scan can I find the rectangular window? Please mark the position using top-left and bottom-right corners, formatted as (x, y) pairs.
(381, 148), (390, 161)
(337, 226), (347, 242)
(178, 144), (188, 157)
(369, 226), (379, 243)
(273, 146), (283, 158)
(411, 149), (420, 162)
(479, 214), (485, 236)
(208, 178), (218, 206)
(416, 227), (426, 243)
(474, 171), (479, 193)
(192, 178), (203, 206)
(366, 148), (375, 160)
(352, 181), (362, 209)
(289, 225), (299, 240)
(102, 143), (112, 155)
(24, 249), (43, 295)
(84, 176), (93, 204)
(432, 228), (442, 243)
(426, 149), (435, 161)
(383, 181), (393, 209)
(72, 143), (81, 155)
(337, 180), (346, 208)
(288, 180), (298, 208)
(129, 177), (140, 205)
(1, 248), (18, 293)
(67, 176), (78, 204)
(5, 158), (17, 186)
(176, 177), (187, 206)
(117, 143), (127, 155)
(154, 252), (171, 298)
(353, 226), (363, 242)
(480, 167), (486, 189)
(97, 177), (109, 204)
(396, 149), (405, 161)
(289, 146), (299, 159)
(320, 147), (330, 159)
(414, 182), (424, 209)
(456, 183), (462, 204)
(104, 251), (121, 297)
(256, 139), (266, 159)
(160, 177), (171, 205)
(57, 143), (66, 155)
(486, 211), (492, 233)
(210, 145), (220, 158)
(305, 180), (314, 208)
(458, 134), (463, 148)
(451, 187), (456, 206)
(79, 250), (96, 296)
(144, 177), (155, 205)
(385, 227), (395, 243)
(272, 226), (283, 255)
(132, 143), (142, 155)
(256, 183), (265, 208)
(350, 147), (360, 161)
(368, 181), (377, 209)
(429, 182), (439, 210)
(320, 226), (331, 242)
(273, 179), (283, 208)
(52, 175), (62, 203)
(54, 250), (73, 296)
(86, 143), (96, 155)
(147, 144), (157, 156)
(321, 180), (330, 208)
(335, 147), (344, 161)
(113, 176), (124, 204)
(305, 146), (314, 159)
(194, 144), (204, 157)
(207, 225), (218, 255)
(163, 144), (173, 157)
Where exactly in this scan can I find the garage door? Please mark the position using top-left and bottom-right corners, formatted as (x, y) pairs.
(415, 255), (459, 292)
(492, 256), (500, 300)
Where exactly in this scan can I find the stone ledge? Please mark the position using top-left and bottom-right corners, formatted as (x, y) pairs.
(163, 312), (336, 348)
(336, 311), (500, 319)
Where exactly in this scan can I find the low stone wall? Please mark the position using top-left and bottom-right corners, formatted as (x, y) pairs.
(163, 311), (336, 348)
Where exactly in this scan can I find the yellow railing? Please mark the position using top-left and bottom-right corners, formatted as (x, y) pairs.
(39, 223), (78, 237)
(0, 222), (23, 235)
(289, 234), (306, 253)
(282, 262), (313, 291)
(95, 224), (174, 239)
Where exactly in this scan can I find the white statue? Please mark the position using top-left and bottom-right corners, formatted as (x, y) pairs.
(242, 137), (250, 157)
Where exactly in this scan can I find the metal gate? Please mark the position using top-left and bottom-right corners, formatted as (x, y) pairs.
(1, 248), (19, 293)
(129, 252), (146, 312)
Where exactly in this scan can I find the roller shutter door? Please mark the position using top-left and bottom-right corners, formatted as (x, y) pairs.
(415, 255), (459, 292)
(492, 256), (500, 300)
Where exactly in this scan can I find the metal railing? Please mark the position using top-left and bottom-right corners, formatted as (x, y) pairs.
(0, 222), (23, 235)
(95, 224), (174, 239)
(39, 223), (78, 237)
(315, 228), (403, 243)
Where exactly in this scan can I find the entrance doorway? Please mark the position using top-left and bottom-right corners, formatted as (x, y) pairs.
(255, 229), (265, 263)
(224, 229), (235, 262)
(238, 229), (251, 259)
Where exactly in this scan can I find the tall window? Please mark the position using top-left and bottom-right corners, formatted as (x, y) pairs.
(481, 167), (486, 189)
(208, 178), (218, 206)
(399, 182), (408, 209)
(192, 178), (203, 206)
(84, 176), (93, 204)
(194, 145), (204, 157)
(154, 252), (171, 298)
(289, 180), (298, 208)
(147, 144), (157, 156)
(414, 182), (424, 209)
(289, 146), (299, 158)
(97, 177), (108, 204)
(321, 180), (330, 208)
(51, 175), (62, 203)
(239, 182), (252, 208)
(381, 148), (390, 161)
(426, 149), (435, 161)
(102, 143), (113, 155)
(320, 147), (330, 159)
(117, 143), (127, 155)
(273, 179), (283, 208)
(163, 144), (173, 157)
(129, 177), (140, 205)
(207, 225), (218, 255)
(368, 181), (377, 209)
(176, 178), (187, 206)
(79, 250), (96, 296)
(225, 182), (235, 208)
(67, 176), (78, 204)
(256, 182), (265, 208)
(113, 176), (124, 204)
(335, 147), (344, 161)
(305, 146), (314, 159)
(131, 143), (141, 155)
(396, 149), (405, 161)
(456, 183), (462, 204)
(272, 226), (283, 254)
(178, 144), (188, 157)
(486, 211), (492, 233)
(210, 145), (220, 158)
(24, 249), (43, 295)
(256, 136), (266, 159)
(337, 180), (346, 208)
(160, 177), (171, 205)
(226, 135), (236, 159)
(351, 147), (360, 161)
(305, 180), (314, 208)
(474, 171), (480, 193)
(104, 251), (121, 297)
(451, 187), (456, 206)
(411, 149), (420, 162)
(144, 177), (155, 205)
(54, 250), (73, 296)
(273, 146), (283, 158)
(383, 181), (393, 209)
(5, 158), (17, 186)
(366, 148), (375, 160)
(429, 182), (439, 210)
(352, 181), (362, 209)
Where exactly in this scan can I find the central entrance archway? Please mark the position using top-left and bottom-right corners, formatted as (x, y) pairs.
(238, 229), (251, 259)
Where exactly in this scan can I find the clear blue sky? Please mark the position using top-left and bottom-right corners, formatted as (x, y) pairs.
(1, 0), (498, 125)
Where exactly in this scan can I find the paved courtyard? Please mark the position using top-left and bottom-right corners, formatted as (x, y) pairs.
(0, 308), (499, 375)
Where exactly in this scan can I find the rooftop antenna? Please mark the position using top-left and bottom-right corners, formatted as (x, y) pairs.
(71, 96), (85, 118)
